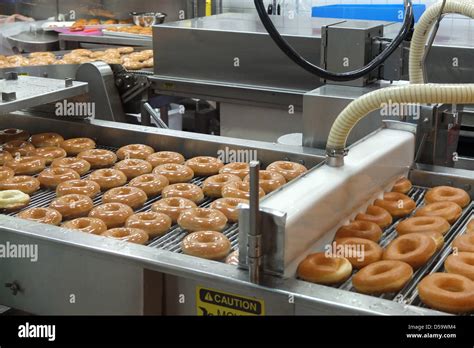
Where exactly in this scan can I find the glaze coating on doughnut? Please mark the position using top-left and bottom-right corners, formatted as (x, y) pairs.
(185, 156), (224, 176)
(50, 194), (94, 219)
(418, 273), (474, 313)
(332, 237), (383, 269)
(116, 144), (154, 160)
(18, 207), (62, 226)
(352, 260), (413, 294)
(102, 186), (148, 210)
(38, 167), (80, 189)
(243, 170), (286, 194)
(219, 162), (249, 179)
(210, 197), (248, 223)
(355, 205), (393, 229)
(203, 174), (242, 198)
(391, 177), (412, 194)
(0, 176), (40, 195)
(78, 149), (117, 168)
(126, 212), (172, 237)
(0, 151), (13, 165)
(178, 208), (228, 232)
(0, 166), (14, 182)
(383, 233), (437, 269)
(114, 159), (152, 180)
(56, 179), (100, 198)
(128, 173), (169, 197)
(335, 221), (382, 242)
(89, 169), (127, 190)
(425, 186), (471, 208)
(267, 161), (307, 181)
(415, 201), (462, 224)
(51, 157), (91, 176)
(147, 151), (185, 167)
(3, 140), (35, 156)
(30, 133), (64, 147)
(5, 156), (46, 175)
(181, 231), (231, 260)
(62, 217), (107, 235)
(151, 197), (197, 223)
(153, 163), (194, 184)
(0, 128), (30, 144)
(60, 138), (96, 156)
(374, 192), (416, 218)
(162, 183), (204, 203)
(225, 250), (240, 265)
(88, 203), (134, 228)
(396, 216), (450, 236)
(101, 227), (149, 245)
(221, 181), (265, 200)
(297, 253), (352, 285)
(28, 146), (67, 165)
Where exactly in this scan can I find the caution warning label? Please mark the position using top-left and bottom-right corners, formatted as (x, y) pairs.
(196, 286), (265, 316)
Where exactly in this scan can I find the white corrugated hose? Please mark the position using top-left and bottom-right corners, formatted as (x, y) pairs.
(326, 84), (474, 150)
(409, 0), (474, 84)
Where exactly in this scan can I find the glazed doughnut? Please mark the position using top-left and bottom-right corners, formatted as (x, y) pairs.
(178, 208), (228, 232)
(125, 212), (172, 237)
(89, 168), (127, 190)
(335, 221), (382, 242)
(425, 186), (471, 208)
(77, 149), (117, 168)
(355, 205), (393, 229)
(38, 167), (80, 189)
(60, 138), (96, 156)
(445, 252), (474, 281)
(331, 237), (383, 269)
(71, 49), (93, 56)
(114, 159), (152, 180)
(28, 147), (67, 165)
(0, 151), (13, 165)
(129, 174), (169, 197)
(51, 157), (91, 176)
(101, 228), (149, 245)
(5, 156), (46, 175)
(418, 273), (474, 313)
(56, 179), (100, 198)
(62, 217), (107, 235)
(0, 190), (30, 211)
(123, 60), (144, 71)
(103, 186), (148, 210)
(452, 233), (474, 253)
(425, 232), (445, 251)
(415, 201), (462, 224)
(219, 162), (249, 179)
(374, 192), (416, 218)
(89, 203), (134, 228)
(3, 140), (35, 156)
(181, 231), (231, 260)
(203, 174), (242, 198)
(18, 208), (62, 226)
(0, 176), (40, 195)
(210, 198), (248, 223)
(50, 194), (94, 219)
(162, 183), (204, 204)
(226, 250), (240, 265)
(151, 197), (197, 223)
(185, 156), (224, 176)
(467, 220), (474, 234)
(142, 58), (153, 69)
(153, 163), (194, 184)
(267, 161), (308, 182)
(222, 182), (265, 200)
(30, 132), (64, 147)
(116, 144), (154, 160)
(0, 166), (14, 182)
(0, 128), (30, 143)
(244, 170), (286, 194)
(352, 260), (413, 294)
(396, 216), (450, 236)
(117, 47), (134, 54)
(297, 252), (352, 285)
(29, 52), (56, 59)
(392, 177), (413, 194)
(383, 233), (437, 269)
(146, 151), (185, 167)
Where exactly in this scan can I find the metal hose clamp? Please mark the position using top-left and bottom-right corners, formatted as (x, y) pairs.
(326, 148), (348, 167)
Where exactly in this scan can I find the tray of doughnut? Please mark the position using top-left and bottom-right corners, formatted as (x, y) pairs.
(0, 48), (154, 71)
(0, 128), (308, 266)
(102, 26), (153, 38)
(42, 18), (134, 32)
(297, 178), (474, 315)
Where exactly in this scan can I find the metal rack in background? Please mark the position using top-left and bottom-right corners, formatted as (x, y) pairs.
(331, 186), (474, 314)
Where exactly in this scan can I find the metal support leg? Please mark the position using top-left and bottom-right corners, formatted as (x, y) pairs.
(248, 161), (262, 284)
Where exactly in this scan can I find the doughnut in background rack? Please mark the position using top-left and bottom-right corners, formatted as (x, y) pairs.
(327, 186), (474, 314)
(3, 143), (241, 254)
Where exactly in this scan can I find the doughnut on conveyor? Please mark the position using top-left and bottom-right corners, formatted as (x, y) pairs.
(1, 113), (473, 316)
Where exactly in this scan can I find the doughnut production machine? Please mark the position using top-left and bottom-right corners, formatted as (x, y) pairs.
(1, 0), (474, 316)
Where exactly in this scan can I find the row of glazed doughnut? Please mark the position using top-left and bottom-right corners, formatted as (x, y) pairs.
(297, 178), (474, 313)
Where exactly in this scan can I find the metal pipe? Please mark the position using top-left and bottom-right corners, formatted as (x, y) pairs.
(248, 161), (262, 284)
(143, 102), (169, 129)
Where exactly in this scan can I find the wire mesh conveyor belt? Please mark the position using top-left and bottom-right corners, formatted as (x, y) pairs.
(335, 185), (474, 313)
(4, 144), (240, 253)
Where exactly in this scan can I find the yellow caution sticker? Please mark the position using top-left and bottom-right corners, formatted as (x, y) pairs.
(196, 286), (265, 316)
